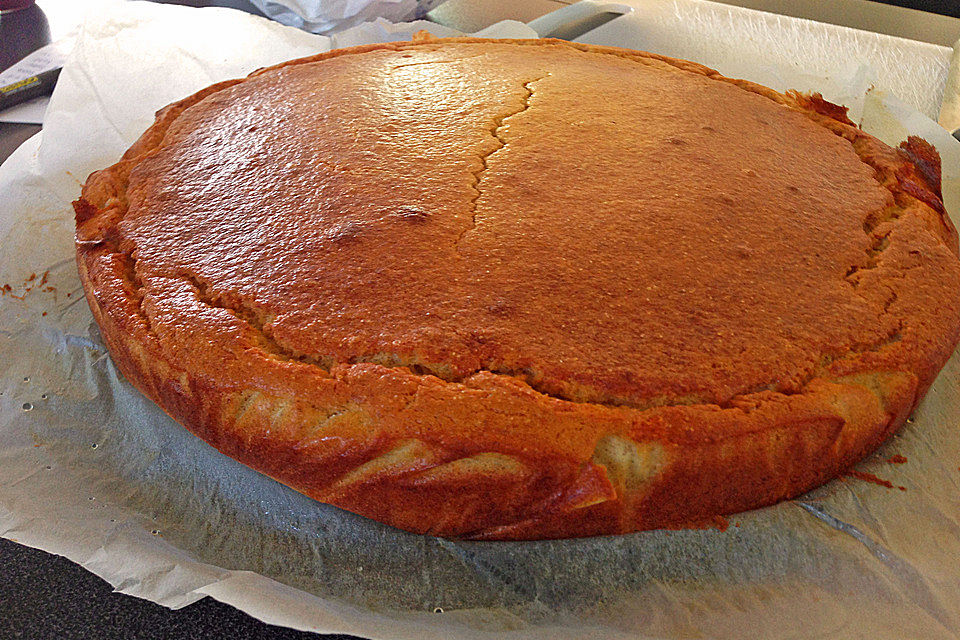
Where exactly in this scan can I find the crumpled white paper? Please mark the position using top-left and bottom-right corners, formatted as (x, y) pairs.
(249, 0), (447, 35)
(2, 1), (960, 639)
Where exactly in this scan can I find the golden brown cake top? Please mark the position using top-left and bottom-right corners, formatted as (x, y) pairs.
(107, 39), (948, 410)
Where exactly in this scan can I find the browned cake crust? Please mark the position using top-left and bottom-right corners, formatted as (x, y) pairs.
(74, 37), (960, 539)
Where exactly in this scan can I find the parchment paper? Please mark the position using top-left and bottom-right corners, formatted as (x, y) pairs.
(1, 1), (959, 638)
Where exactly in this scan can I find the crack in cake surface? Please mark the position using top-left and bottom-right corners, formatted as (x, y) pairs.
(455, 75), (545, 254)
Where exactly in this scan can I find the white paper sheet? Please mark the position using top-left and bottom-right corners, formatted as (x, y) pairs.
(1, 1), (960, 639)
(248, 0), (448, 35)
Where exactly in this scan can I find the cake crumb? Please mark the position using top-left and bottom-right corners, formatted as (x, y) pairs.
(845, 470), (894, 489)
(887, 454), (908, 464)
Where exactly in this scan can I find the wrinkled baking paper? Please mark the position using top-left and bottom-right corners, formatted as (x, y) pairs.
(1, 1), (959, 638)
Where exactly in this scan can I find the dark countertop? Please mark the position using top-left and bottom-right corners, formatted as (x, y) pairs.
(1, 0), (958, 638)
(0, 538), (337, 640)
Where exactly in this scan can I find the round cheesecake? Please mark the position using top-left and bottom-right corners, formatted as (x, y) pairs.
(74, 36), (960, 539)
